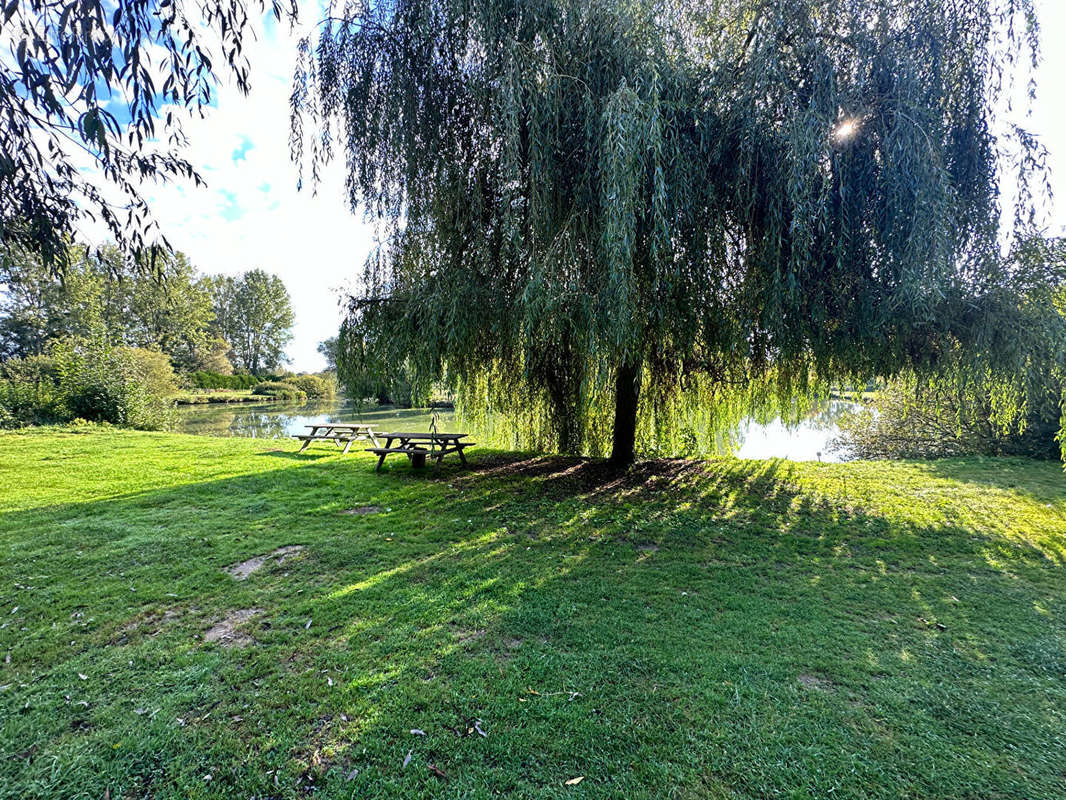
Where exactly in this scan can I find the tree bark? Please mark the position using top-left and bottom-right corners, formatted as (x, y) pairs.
(609, 360), (640, 466)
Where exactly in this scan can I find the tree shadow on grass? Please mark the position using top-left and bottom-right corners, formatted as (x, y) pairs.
(0, 453), (1064, 799)
(921, 455), (1066, 501)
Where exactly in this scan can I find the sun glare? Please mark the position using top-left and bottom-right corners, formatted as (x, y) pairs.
(833, 118), (860, 142)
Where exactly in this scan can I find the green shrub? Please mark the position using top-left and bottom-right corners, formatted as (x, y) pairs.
(1, 341), (176, 429)
(251, 381), (306, 401)
(190, 371), (280, 390)
(53, 342), (178, 430)
(283, 374), (335, 400)
(0, 355), (63, 427)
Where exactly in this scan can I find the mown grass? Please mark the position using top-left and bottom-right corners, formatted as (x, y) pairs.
(0, 428), (1064, 799)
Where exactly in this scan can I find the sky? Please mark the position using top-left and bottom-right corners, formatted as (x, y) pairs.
(140, 11), (375, 373)
(141, 1), (1066, 373)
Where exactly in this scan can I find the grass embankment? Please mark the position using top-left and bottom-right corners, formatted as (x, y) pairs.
(0, 429), (1064, 799)
(172, 389), (271, 405)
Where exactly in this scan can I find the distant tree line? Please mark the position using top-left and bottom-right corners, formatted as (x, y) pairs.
(0, 243), (298, 428)
(0, 245), (294, 375)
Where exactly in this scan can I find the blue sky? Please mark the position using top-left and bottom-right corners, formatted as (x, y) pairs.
(144, 1), (1066, 372)
(140, 10), (374, 372)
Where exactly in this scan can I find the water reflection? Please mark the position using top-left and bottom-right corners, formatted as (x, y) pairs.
(175, 399), (457, 439)
(175, 398), (860, 461)
(733, 400), (857, 462)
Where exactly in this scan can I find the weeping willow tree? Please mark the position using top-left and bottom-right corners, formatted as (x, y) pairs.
(292, 0), (1044, 464)
(835, 236), (1066, 460)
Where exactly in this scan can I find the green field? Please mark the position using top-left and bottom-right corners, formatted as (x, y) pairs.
(0, 428), (1064, 798)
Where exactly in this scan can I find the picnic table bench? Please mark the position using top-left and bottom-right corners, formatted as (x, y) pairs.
(368, 432), (475, 470)
(293, 423), (380, 454)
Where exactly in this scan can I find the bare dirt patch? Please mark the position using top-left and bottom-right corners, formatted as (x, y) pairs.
(456, 628), (486, 645)
(225, 545), (305, 580)
(637, 543), (660, 553)
(341, 505), (382, 516)
(797, 674), (833, 692)
(203, 608), (262, 647)
(111, 607), (186, 644)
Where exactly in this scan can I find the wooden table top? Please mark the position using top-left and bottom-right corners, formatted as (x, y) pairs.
(384, 432), (468, 439)
(304, 423), (375, 429)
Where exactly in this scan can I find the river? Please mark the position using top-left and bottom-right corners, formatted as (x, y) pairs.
(175, 397), (860, 461)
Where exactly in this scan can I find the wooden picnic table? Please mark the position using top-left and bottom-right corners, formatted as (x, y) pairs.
(293, 422), (380, 454)
(368, 432), (475, 471)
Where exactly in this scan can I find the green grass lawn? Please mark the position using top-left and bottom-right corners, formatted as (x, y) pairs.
(1, 428), (1064, 799)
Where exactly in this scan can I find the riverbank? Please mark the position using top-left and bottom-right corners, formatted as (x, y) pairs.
(1, 428), (1063, 798)
(172, 389), (275, 404)
(172, 388), (294, 403)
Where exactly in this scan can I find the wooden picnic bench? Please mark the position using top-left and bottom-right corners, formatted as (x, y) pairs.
(293, 423), (380, 454)
(368, 432), (475, 471)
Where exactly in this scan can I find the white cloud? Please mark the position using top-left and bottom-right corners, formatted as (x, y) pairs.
(143, 15), (374, 372)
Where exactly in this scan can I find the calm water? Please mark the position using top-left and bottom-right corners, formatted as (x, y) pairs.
(175, 397), (859, 461)
(175, 399), (460, 439)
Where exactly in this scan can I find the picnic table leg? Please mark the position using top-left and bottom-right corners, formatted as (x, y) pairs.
(298, 438), (312, 453)
(341, 439), (354, 455)
(457, 445), (469, 467)
(374, 436), (397, 472)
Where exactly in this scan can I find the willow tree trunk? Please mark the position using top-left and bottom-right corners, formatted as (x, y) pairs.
(609, 361), (640, 466)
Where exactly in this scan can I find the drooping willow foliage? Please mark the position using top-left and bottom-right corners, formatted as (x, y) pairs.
(293, 0), (1045, 462)
(835, 237), (1066, 460)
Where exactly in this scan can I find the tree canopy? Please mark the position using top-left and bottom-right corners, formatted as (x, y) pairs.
(294, 0), (1046, 463)
(317, 336), (338, 371)
(1, 0), (295, 268)
(1, 243), (215, 369)
(206, 269), (294, 373)
(1, 245), (296, 375)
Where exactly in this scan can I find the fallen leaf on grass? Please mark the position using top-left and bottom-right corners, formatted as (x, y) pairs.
(564, 776), (584, 786)
(305, 619), (313, 630)
(473, 720), (487, 738)
(410, 729), (425, 736)
(77, 673), (87, 681)
(427, 763), (447, 779)
(402, 750), (412, 769)
(326, 676), (334, 687)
